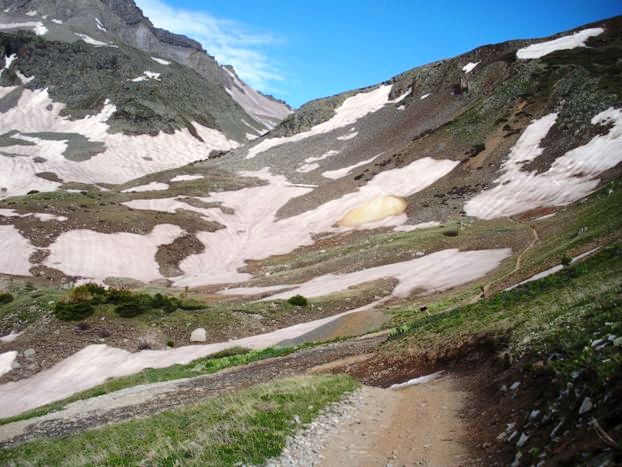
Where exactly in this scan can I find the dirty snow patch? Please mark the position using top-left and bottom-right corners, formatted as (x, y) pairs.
(74, 33), (116, 48)
(322, 153), (382, 180)
(151, 56), (171, 65)
(0, 351), (17, 377)
(95, 18), (106, 32)
(337, 131), (358, 141)
(170, 174), (203, 182)
(0, 21), (47, 36)
(223, 248), (511, 301)
(0, 225), (35, 276)
(393, 221), (440, 232)
(516, 28), (604, 59)
(245, 85), (393, 159)
(122, 182), (169, 193)
(390, 371), (445, 389)
(462, 62), (480, 73)
(0, 332), (21, 343)
(465, 109), (622, 219)
(130, 71), (161, 82)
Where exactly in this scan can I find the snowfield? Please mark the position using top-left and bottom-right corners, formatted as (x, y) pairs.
(516, 27), (604, 59)
(0, 247), (509, 417)
(122, 182), (169, 193)
(45, 225), (184, 282)
(322, 153), (382, 180)
(465, 108), (622, 219)
(245, 85), (393, 159)
(0, 88), (239, 196)
(223, 248), (512, 301)
(117, 157), (459, 286)
(0, 225), (35, 276)
(462, 62), (479, 73)
(0, 351), (17, 378)
(0, 21), (47, 36)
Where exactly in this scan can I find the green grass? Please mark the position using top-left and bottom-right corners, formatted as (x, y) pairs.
(389, 246), (622, 382)
(0, 374), (359, 466)
(0, 344), (314, 427)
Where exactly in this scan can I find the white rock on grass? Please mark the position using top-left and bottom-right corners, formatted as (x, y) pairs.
(578, 397), (593, 414)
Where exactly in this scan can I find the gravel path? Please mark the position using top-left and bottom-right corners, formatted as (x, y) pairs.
(267, 373), (479, 466)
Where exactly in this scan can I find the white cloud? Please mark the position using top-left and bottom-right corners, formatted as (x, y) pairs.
(135, 0), (285, 92)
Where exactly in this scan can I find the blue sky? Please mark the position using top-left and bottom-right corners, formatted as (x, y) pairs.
(136, 0), (621, 108)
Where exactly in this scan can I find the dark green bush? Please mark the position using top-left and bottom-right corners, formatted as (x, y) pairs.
(0, 292), (14, 305)
(152, 293), (181, 313)
(178, 299), (205, 311)
(287, 295), (308, 307)
(54, 302), (95, 321)
(442, 229), (459, 237)
(105, 288), (135, 304)
(114, 301), (149, 318)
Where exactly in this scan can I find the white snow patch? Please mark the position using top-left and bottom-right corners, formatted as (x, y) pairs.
(462, 62), (480, 73)
(516, 28), (604, 59)
(465, 109), (622, 219)
(0, 225), (34, 276)
(245, 85), (393, 159)
(393, 221), (440, 232)
(0, 351), (17, 377)
(15, 69), (33, 84)
(390, 371), (445, 389)
(295, 162), (320, 173)
(389, 89), (412, 103)
(33, 213), (67, 222)
(95, 18), (106, 32)
(223, 248), (511, 301)
(74, 33), (116, 48)
(304, 150), (340, 164)
(130, 71), (161, 82)
(151, 56), (170, 66)
(0, 332), (21, 343)
(322, 153), (382, 180)
(170, 174), (204, 182)
(420, 93), (431, 100)
(0, 21), (47, 36)
(337, 130), (358, 141)
(25, 10), (37, 16)
(45, 224), (184, 282)
(122, 182), (169, 193)
(0, 53), (16, 78)
(534, 212), (556, 221)
(0, 90), (238, 197)
(51, 19), (63, 25)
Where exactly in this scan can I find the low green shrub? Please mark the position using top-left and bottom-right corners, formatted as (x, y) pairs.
(287, 294), (308, 307)
(0, 292), (14, 305)
(54, 302), (95, 321)
(114, 301), (149, 318)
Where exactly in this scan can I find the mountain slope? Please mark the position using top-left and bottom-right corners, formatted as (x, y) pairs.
(0, 0), (291, 196)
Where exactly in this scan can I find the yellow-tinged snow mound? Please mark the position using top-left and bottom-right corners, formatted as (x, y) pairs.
(338, 195), (407, 227)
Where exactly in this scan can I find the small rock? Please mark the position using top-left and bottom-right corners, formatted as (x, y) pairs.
(578, 397), (593, 414)
(516, 432), (529, 448)
(294, 415), (302, 424)
(500, 384), (508, 392)
(508, 430), (518, 442)
(529, 410), (541, 420)
(613, 336), (622, 347)
(496, 432), (507, 442)
(23, 348), (36, 358)
(510, 381), (521, 391)
(512, 451), (522, 467)
(190, 328), (207, 342)
(591, 338), (606, 348)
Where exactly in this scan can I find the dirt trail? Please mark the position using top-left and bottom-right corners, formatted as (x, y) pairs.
(318, 374), (475, 466)
(483, 219), (539, 296)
